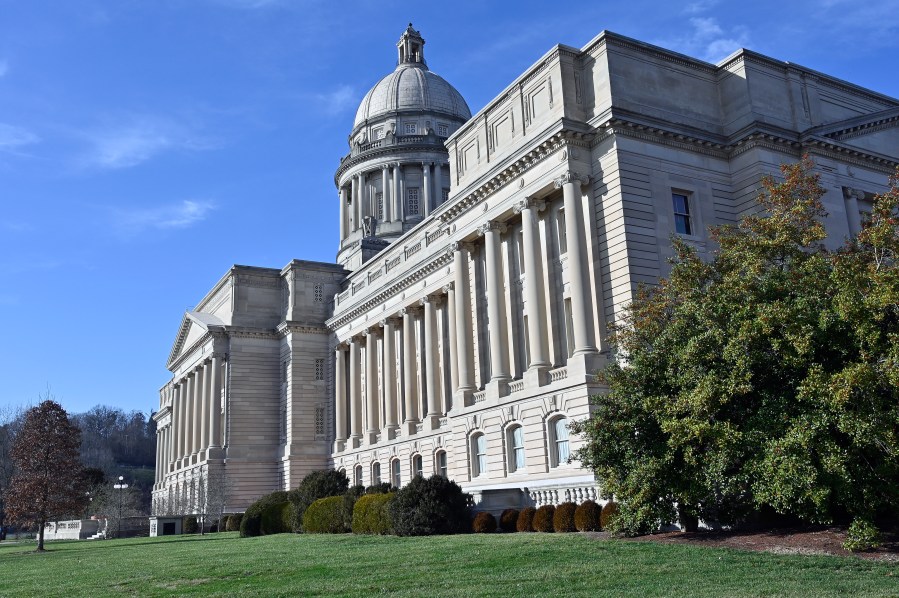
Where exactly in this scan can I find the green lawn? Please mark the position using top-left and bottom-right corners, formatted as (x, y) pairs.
(0, 532), (896, 597)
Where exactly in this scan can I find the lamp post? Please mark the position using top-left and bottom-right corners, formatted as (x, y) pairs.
(112, 475), (128, 539)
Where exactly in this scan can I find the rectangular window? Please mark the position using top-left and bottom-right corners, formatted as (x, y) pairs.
(376, 192), (384, 220)
(372, 462), (381, 485)
(436, 451), (447, 477)
(475, 435), (487, 476)
(437, 123), (448, 137)
(511, 427), (525, 472)
(672, 192), (693, 235)
(413, 455), (423, 478)
(391, 460), (401, 488)
(407, 188), (420, 215)
(554, 418), (570, 466)
(404, 122), (417, 135)
(442, 189), (449, 202)
(315, 358), (325, 381)
(557, 209), (567, 254)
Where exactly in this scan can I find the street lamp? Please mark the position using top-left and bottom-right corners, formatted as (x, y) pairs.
(112, 475), (128, 539)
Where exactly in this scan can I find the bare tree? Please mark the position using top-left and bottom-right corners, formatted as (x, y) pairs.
(94, 477), (143, 539)
(199, 466), (231, 533)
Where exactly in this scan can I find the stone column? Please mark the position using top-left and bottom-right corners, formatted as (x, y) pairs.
(443, 282), (458, 407)
(453, 244), (476, 399)
(192, 368), (203, 457)
(200, 361), (211, 456)
(393, 163), (401, 222)
(381, 318), (399, 438)
(422, 162), (431, 217)
(421, 295), (442, 429)
(171, 384), (180, 465)
(350, 176), (358, 231)
(555, 172), (598, 355)
(381, 164), (390, 222)
(180, 376), (191, 462)
(401, 307), (419, 434)
(155, 432), (162, 484)
(209, 355), (222, 455)
(334, 344), (347, 450)
(479, 221), (512, 389)
(516, 198), (551, 379)
(339, 187), (348, 240)
(365, 328), (380, 444)
(349, 337), (362, 447)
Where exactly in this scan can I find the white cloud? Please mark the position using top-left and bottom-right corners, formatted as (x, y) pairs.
(658, 17), (749, 63)
(112, 200), (217, 234)
(82, 117), (218, 170)
(313, 85), (356, 116)
(0, 123), (40, 154)
(685, 0), (718, 13)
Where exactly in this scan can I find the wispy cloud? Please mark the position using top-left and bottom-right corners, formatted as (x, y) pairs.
(308, 85), (357, 116)
(208, 0), (286, 8)
(112, 200), (217, 235)
(658, 16), (749, 63)
(684, 0), (718, 14)
(81, 116), (219, 170)
(0, 123), (40, 155)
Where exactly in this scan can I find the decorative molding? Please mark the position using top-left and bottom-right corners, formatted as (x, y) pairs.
(553, 171), (590, 188)
(513, 197), (546, 214)
(276, 322), (330, 337)
(477, 221), (508, 236)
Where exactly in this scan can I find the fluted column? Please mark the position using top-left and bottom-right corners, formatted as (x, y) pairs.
(453, 244), (476, 398)
(381, 164), (390, 222)
(443, 283), (458, 410)
(171, 384), (180, 466)
(155, 432), (162, 484)
(334, 345), (347, 450)
(209, 355), (222, 455)
(192, 368), (203, 457)
(555, 172), (598, 354)
(401, 307), (419, 434)
(339, 187), (348, 240)
(200, 361), (211, 456)
(422, 162), (432, 217)
(381, 318), (399, 436)
(421, 295), (442, 429)
(365, 328), (380, 444)
(180, 376), (191, 462)
(393, 163), (401, 222)
(516, 198), (551, 376)
(349, 337), (362, 448)
(479, 221), (512, 388)
(350, 176), (358, 231)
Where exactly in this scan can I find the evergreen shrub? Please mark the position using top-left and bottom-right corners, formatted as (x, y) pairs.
(499, 508), (520, 532)
(532, 505), (555, 532)
(471, 512), (497, 533)
(288, 469), (350, 532)
(600, 501), (619, 530)
(303, 496), (354, 533)
(183, 516), (198, 534)
(365, 482), (395, 494)
(516, 507), (536, 532)
(240, 491), (290, 538)
(226, 513), (243, 532)
(574, 500), (602, 532)
(388, 475), (471, 536)
(553, 502), (577, 532)
(352, 493), (395, 534)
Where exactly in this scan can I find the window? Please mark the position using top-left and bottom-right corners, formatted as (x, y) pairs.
(407, 188), (420, 215)
(315, 358), (325, 381)
(412, 454), (423, 478)
(391, 459), (401, 488)
(550, 417), (570, 467)
(404, 122), (417, 135)
(437, 123), (448, 137)
(442, 189), (449, 202)
(472, 433), (487, 477)
(508, 426), (525, 473)
(672, 192), (693, 235)
(376, 192), (384, 220)
(313, 283), (324, 303)
(435, 450), (448, 478)
(315, 406), (325, 436)
(354, 465), (363, 486)
(372, 462), (381, 486)
(557, 209), (568, 254)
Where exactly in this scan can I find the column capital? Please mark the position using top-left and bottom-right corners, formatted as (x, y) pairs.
(477, 220), (507, 236)
(448, 241), (476, 255)
(441, 282), (455, 294)
(419, 294), (443, 308)
(379, 316), (401, 328)
(514, 197), (547, 214)
(364, 327), (380, 338)
(400, 305), (421, 316)
(335, 341), (350, 351)
(553, 171), (590, 189)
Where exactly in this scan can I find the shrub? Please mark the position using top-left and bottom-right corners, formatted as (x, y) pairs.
(843, 519), (882, 552)
(553, 502), (577, 532)
(226, 513), (243, 532)
(388, 475), (471, 536)
(532, 505), (555, 532)
(289, 469), (350, 532)
(240, 490), (290, 538)
(499, 508), (520, 532)
(516, 507), (536, 532)
(365, 482), (395, 494)
(600, 501), (619, 530)
(303, 495), (355, 533)
(352, 493), (395, 534)
(472, 512), (497, 533)
(183, 516), (198, 534)
(574, 500), (602, 532)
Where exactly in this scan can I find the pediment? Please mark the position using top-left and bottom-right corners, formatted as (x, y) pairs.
(803, 107), (899, 143)
(166, 311), (226, 369)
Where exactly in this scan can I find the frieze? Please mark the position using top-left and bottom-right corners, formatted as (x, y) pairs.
(235, 274), (282, 290)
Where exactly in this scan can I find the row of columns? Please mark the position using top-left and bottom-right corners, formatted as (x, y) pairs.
(335, 172), (597, 448)
(167, 355), (224, 472)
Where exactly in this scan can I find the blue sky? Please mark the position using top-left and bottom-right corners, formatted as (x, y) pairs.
(2, 0), (897, 417)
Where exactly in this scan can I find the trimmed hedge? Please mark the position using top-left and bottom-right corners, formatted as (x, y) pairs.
(600, 501), (619, 530)
(516, 507), (536, 532)
(226, 513), (243, 532)
(240, 490), (291, 538)
(388, 475), (471, 536)
(352, 493), (395, 534)
(365, 483), (395, 495)
(288, 469), (350, 532)
(303, 495), (355, 533)
(574, 500), (602, 532)
(472, 512), (497, 533)
(532, 505), (555, 532)
(553, 502), (577, 532)
(183, 516), (198, 534)
(499, 508), (520, 532)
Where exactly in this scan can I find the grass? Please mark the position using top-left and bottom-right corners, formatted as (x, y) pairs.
(0, 532), (896, 597)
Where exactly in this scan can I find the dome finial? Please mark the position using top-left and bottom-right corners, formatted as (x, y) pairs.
(397, 23), (426, 67)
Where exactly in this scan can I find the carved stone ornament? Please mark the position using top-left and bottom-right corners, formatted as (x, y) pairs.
(553, 171), (590, 189)
(477, 221), (508, 236)
(513, 197), (547, 214)
(442, 282), (454, 294)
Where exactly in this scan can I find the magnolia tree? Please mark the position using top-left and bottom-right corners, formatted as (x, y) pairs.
(5, 400), (88, 550)
(573, 159), (899, 539)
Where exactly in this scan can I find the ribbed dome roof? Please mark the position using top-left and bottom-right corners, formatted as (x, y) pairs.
(353, 63), (471, 129)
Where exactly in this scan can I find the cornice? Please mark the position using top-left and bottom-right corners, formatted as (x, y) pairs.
(277, 321), (330, 337)
(801, 138), (898, 173)
(335, 142), (451, 184)
(228, 327), (279, 340)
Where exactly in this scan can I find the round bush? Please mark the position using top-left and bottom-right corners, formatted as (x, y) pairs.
(499, 508), (520, 532)
(183, 516), (198, 534)
(574, 500), (602, 532)
(553, 502), (577, 533)
(472, 512), (497, 533)
(303, 495), (355, 533)
(532, 505), (555, 532)
(600, 501), (619, 530)
(226, 513), (243, 532)
(288, 469), (350, 532)
(365, 482), (395, 495)
(352, 493), (395, 534)
(388, 475), (471, 536)
(516, 507), (536, 532)
(240, 490), (290, 538)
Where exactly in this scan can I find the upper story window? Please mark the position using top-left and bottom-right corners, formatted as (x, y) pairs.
(313, 283), (324, 303)
(407, 188), (420, 216)
(412, 454), (423, 478)
(372, 462), (381, 486)
(437, 123), (448, 137)
(391, 459), (401, 488)
(472, 433), (487, 477)
(404, 122), (418, 135)
(672, 192), (693, 235)
(435, 450), (448, 478)
(354, 464), (363, 486)
(508, 425), (525, 473)
(549, 417), (570, 467)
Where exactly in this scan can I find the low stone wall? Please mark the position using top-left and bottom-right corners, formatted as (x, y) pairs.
(42, 520), (100, 541)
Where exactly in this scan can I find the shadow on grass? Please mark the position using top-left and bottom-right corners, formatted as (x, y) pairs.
(1, 534), (239, 556)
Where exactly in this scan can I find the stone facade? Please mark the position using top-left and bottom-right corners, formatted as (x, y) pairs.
(152, 28), (899, 517)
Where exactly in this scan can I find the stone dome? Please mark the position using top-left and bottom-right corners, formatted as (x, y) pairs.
(353, 64), (471, 130)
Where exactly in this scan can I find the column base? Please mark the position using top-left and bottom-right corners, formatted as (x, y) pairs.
(206, 446), (224, 460)
(486, 378), (511, 401)
(566, 352), (606, 383)
(454, 389), (474, 408)
(525, 365), (551, 388)
(402, 420), (420, 436)
(366, 431), (380, 445)
(383, 425), (400, 441)
(333, 439), (347, 453)
(425, 414), (442, 431)
(349, 435), (362, 449)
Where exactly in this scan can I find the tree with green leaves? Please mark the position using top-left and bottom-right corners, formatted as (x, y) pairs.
(573, 158), (899, 538)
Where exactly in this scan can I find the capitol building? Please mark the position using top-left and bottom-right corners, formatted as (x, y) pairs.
(150, 25), (899, 517)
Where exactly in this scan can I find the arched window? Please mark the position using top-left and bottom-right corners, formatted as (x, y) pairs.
(391, 459), (401, 488)
(471, 433), (487, 477)
(354, 464), (363, 487)
(412, 454), (423, 478)
(435, 450), (448, 478)
(372, 462), (381, 486)
(549, 417), (570, 467)
(507, 425), (525, 473)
